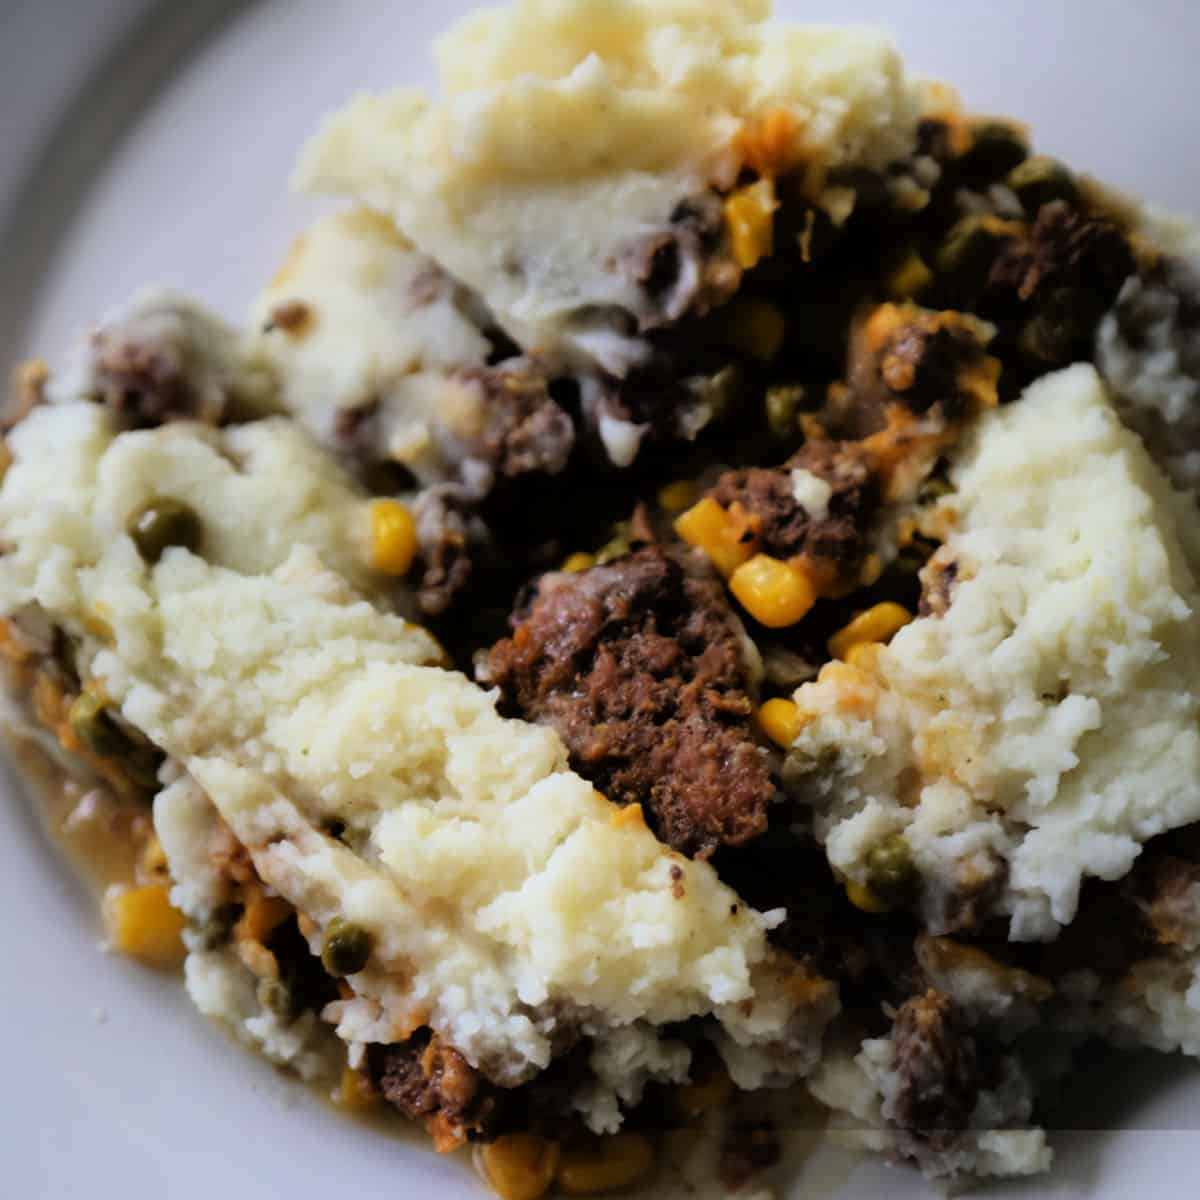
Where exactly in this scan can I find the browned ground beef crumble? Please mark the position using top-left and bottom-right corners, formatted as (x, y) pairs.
(481, 545), (775, 858)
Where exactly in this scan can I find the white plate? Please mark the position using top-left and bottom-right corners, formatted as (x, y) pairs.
(1, 2), (1198, 1197)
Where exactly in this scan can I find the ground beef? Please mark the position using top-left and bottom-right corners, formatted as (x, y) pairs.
(460, 361), (575, 481)
(884, 990), (981, 1154)
(836, 305), (999, 441)
(368, 1030), (499, 1142)
(368, 1033), (592, 1145)
(709, 438), (879, 577)
(414, 487), (477, 618)
(480, 545), (775, 858)
(987, 200), (1136, 367)
(90, 326), (220, 427)
(876, 320), (980, 422)
(625, 191), (736, 328)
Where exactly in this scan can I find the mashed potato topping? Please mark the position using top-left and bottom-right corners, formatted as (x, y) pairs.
(0, 400), (835, 1110)
(296, 0), (923, 365)
(793, 366), (1200, 940)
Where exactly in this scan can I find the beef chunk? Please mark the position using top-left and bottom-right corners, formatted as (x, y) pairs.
(369, 1033), (592, 1147)
(990, 200), (1134, 310)
(710, 439), (879, 576)
(369, 1030), (498, 1144)
(461, 362), (575, 481)
(838, 304), (1000, 439)
(414, 488), (476, 618)
(481, 546), (775, 858)
(624, 191), (736, 328)
(885, 990), (981, 1153)
(988, 201), (1136, 367)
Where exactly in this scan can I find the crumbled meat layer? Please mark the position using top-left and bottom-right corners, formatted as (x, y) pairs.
(884, 989), (981, 1153)
(710, 438), (879, 571)
(481, 545), (775, 858)
(459, 361), (575, 482)
(369, 1030), (499, 1144)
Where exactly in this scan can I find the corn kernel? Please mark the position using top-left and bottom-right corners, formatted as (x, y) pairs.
(723, 297), (787, 361)
(845, 880), (891, 914)
(724, 178), (778, 270)
(557, 1133), (655, 1196)
(369, 499), (418, 576)
(480, 1134), (561, 1200)
(657, 480), (696, 514)
(674, 497), (755, 577)
(828, 602), (913, 660)
(757, 698), (810, 749)
(729, 555), (816, 629)
(336, 1065), (378, 1112)
(106, 883), (187, 968)
(562, 552), (596, 574)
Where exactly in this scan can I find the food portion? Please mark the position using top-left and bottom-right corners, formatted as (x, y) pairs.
(4, 1), (1200, 1197)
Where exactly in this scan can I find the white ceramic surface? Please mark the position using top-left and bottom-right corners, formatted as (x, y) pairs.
(1, 3), (1198, 1197)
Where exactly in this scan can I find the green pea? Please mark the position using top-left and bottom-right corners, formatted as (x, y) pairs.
(864, 834), (917, 905)
(959, 121), (1028, 183)
(934, 215), (1008, 280)
(1007, 156), (1078, 215)
(68, 691), (129, 757)
(321, 918), (372, 977)
(1018, 287), (1095, 366)
(128, 497), (203, 563)
(765, 384), (806, 440)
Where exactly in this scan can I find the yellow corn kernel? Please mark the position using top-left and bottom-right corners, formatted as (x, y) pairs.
(757, 698), (810, 749)
(657, 479), (696, 514)
(369, 499), (418, 576)
(106, 883), (187, 969)
(562, 552), (596, 574)
(828, 602), (913, 660)
(557, 1133), (655, 1196)
(724, 178), (778, 270)
(729, 555), (816, 629)
(845, 880), (891, 914)
(479, 1134), (561, 1200)
(674, 497), (755, 577)
(723, 297), (787, 361)
(336, 1065), (378, 1113)
(885, 251), (934, 299)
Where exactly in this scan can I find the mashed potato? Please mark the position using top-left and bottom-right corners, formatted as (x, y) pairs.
(296, 0), (923, 368)
(0, 398), (835, 1118)
(792, 365), (1200, 941)
(250, 209), (493, 486)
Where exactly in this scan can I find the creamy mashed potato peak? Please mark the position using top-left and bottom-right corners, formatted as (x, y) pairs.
(795, 365), (1200, 940)
(296, 0), (923, 362)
